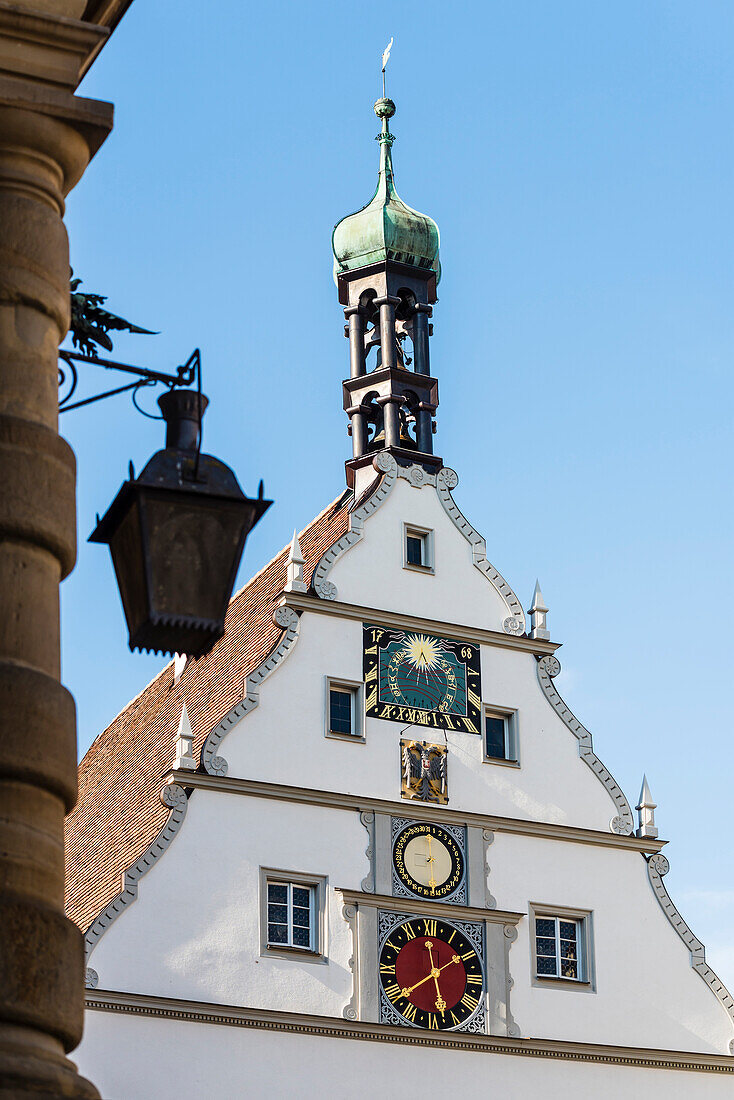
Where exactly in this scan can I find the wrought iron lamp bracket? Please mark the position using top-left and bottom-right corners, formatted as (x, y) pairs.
(58, 347), (201, 416)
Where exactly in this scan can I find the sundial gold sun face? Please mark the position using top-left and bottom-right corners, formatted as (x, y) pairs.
(363, 625), (482, 734)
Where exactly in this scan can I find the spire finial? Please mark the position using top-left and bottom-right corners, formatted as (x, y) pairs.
(285, 530), (307, 593)
(636, 774), (658, 839)
(528, 580), (550, 640)
(174, 702), (196, 771)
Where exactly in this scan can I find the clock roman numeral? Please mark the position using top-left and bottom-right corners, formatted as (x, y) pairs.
(402, 1002), (417, 1023)
(466, 973), (482, 986)
(461, 993), (479, 1012)
(450, 1012), (460, 1027)
(403, 924), (417, 940)
(384, 983), (401, 1002)
(380, 963), (395, 975)
(460, 950), (474, 961)
(428, 1015), (439, 1029)
(422, 919), (437, 937)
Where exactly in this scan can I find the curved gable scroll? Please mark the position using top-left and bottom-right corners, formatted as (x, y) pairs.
(537, 655), (634, 835)
(200, 606), (301, 776)
(312, 455), (525, 634)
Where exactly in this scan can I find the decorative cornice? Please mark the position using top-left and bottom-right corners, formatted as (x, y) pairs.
(434, 468), (526, 635)
(312, 452), (398, 600)
(341, 903), (359, 1021)
(200, 606), (301, 775)
(338, 889), (523, 926)
(163, 770), (666, 854)
(84, 782), (188, 972)
(646, 854), (734, 1047)
(85, 989), (734, 1072)
(278, 591), (559, 657)
(536, 655), (634, 835)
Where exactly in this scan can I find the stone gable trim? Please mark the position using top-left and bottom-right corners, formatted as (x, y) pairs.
(536, 655), (634, 836)
(647, 854), (734, 1047)
(200, 606), (301, 776)
(85, 990), (734, 1073)
(338, 889), (523, 926)
(434, 467), (525, 635)
(83, 782), (188, 972)
(279, 591), (559, 656)
(165, 771), (666, 854)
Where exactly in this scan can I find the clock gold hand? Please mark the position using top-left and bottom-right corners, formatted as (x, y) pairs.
(426, 942), (446, 1011)
(426, 835), (437, 894)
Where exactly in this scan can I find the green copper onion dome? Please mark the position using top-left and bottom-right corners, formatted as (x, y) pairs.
(332, 98), (440, 280)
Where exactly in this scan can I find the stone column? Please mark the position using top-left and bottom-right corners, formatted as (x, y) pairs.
(345, 305), (366, 378)
(0, 9), (113, 1090)
(411, 304), (432, 376)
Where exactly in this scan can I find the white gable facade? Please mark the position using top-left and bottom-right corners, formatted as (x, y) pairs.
(74, 455), (734, 1097)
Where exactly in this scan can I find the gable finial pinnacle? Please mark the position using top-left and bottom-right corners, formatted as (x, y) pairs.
(285, 530), (307, 593)
(174, 702), (196, 771)
(528, 579), (550, 640)
(636, 774), (658, 839)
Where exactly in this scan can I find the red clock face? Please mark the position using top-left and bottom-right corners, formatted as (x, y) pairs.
(379, 917), (484, 1030)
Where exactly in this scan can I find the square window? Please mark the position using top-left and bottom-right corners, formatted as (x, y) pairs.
(261, 869), (328, 963)
(403, 525), (434, 573)
(266, 880), (314, 951)
(483, 705), (518, 764)
(325, 679), (363, 741)
(530, 910), (593, 988)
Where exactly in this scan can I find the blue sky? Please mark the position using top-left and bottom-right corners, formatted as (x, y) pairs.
(66, 2), (733, 986)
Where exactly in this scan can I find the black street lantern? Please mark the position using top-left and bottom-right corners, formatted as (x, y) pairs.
(89, 388), (271, 658)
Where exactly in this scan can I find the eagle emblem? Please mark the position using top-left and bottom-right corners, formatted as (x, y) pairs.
(401, 739), (448, 805)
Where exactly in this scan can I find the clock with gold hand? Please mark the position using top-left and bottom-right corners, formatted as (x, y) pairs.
(378, 916), (484, 1030)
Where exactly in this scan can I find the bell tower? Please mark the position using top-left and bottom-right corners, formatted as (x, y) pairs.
(332, 97), (442, 487)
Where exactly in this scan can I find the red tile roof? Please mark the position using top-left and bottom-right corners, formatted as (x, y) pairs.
(65, 491), (351, 934)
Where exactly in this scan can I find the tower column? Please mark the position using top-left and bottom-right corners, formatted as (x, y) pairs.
(374, 294), (400, 371)
(416, 400), (436, 454)
(345, 305), (366, 378)
(377, 394), (403, 448)
(412, 303), (432, 376)
(346, 402), (369, 458)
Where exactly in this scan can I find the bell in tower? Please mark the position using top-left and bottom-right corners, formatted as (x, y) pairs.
(332, 95), (442, 487)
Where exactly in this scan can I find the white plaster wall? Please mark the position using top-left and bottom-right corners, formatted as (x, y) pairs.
(89, 792), (363, 1015)
(75, 1013), (734, 1100)
(326, 477), (514, 631)
(488, 833), (733, 1054)
(220, 610), (619, 831)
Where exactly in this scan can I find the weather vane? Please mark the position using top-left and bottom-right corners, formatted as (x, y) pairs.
(381, 36), (393, 98)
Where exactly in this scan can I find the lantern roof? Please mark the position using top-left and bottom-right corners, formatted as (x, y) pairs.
(332, 97), (440, 280)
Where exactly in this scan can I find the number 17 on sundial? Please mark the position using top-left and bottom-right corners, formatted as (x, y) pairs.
(363, 624), (482, 733)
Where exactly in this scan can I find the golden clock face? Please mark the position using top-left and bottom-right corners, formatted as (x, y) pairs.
(379, 916), (484, 1031)
(393, 822), (464, 900)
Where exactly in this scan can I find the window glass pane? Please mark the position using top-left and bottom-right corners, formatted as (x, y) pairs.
(536, 955), (557, 975)
(268, 884), (287, 904)
(293, 887), (311, 909)
(293, 925), (311, 948)
(559, 921), (577, 940)
(268, 923), (288, 944)
(267, 903), (288, 925)
(406, 535), (423, 565)
(561, 960), (578, 979)
(485, 715), (507, 759)
(536, 937), (556, 956)
(535, 918), (555, 938)
(329, 688), (352, 734)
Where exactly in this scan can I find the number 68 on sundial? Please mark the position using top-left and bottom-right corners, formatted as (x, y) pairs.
(363, 624), (482, 734)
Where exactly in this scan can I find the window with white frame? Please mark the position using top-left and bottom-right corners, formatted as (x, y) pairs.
(266, 880), (315, 950)
(534, 914), (585, 981)
(403, 524), (434, 572)
(325, 678), (363, 739)
(483, 705), (518, 764)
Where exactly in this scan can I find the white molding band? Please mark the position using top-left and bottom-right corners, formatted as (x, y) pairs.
(83, 782), (188, 974)
(434, 467), (525, 635)
(85, 989), (734, 1073)
(200, 606), (301, 776)
(647, 853), (734, 1049)
(312, 452), (398, 601)
(536, 655), (634, 835)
